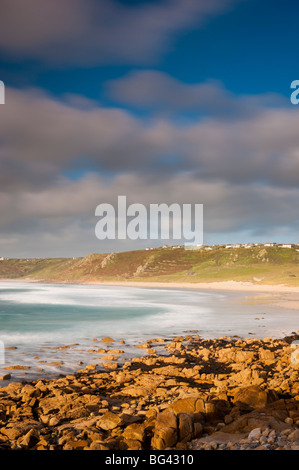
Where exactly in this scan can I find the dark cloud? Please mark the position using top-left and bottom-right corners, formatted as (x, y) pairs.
(1, 83), (299, 256)
(0, 0), (241, 66)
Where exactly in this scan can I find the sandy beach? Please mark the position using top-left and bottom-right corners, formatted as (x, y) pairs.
(3, 277), (299, 292)
(84, 279), (299, 293)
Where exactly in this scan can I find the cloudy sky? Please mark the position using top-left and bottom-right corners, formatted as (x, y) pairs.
(1, 0), (299, 257)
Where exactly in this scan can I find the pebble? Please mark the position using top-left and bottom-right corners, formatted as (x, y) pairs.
(189, 426), (299, 450)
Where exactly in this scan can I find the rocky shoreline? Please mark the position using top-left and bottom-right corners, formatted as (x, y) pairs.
(0, 332), (299, 451)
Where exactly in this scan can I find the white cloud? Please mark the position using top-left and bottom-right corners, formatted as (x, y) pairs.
(106, 70), (287, 117)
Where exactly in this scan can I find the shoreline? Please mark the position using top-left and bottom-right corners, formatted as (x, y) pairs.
(3, 278), (299, 312)
(2, 277), (299, 293)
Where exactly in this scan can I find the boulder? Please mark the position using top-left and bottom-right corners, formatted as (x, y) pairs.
(178, 413), (193, 443)
(122, 423), (145, 442)
(291, 348), (299, 366)
(170, 396), (205, 416)
(18, 428), (39, 448)
(97, 412), (123, 431)
(151, 410), (177, 450)
(232, 386), (277, 409)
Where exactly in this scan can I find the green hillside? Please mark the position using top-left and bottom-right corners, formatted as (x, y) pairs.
(1, 244), (299, 286)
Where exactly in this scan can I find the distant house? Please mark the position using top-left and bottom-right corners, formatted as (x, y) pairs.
(281, 244), (292, 248)
(232, 244), (241, 248)
(264, 242), (274, 247)
(184, 244), (202, 251)
(0, 257), (4, 261)
(244, 243), (253, 249)
(225, 244), (233, 249)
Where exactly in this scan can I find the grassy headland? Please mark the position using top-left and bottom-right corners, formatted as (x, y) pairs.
(1, 245), (299, 286)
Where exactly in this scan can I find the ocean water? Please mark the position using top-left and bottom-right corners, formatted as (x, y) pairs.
(0, 281), (298, 384)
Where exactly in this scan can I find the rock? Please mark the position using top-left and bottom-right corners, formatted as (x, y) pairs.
(0, 333), (298, 450)
(232, 386), (276, 409)
(170, 396), (205, 416)
(248, 427), (262, 441)
(101, 337), (114, 344)
(101, 361), (118, 370)
(123, 423), (145, 442)
(291, 348), (299, 366)
(259, 348), (275, 362)
(123, 439), (143, 450)
(178, 413), (193, 443)
(64, 439), (89, 450)
(224, 415), (234, 424)
(89, 441), (110, 450)
(151, 410), (178, 450)
(48, 416), (60, 427)
(18, 428), (39, 448)
(97, 412), (123, 431)
(0, 374), (11, 380)
(288, 429), (299, 442)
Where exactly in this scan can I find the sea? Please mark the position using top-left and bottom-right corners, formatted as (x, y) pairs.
(0, 281), (298, 384)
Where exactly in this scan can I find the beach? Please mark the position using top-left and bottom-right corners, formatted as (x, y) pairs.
(4, 277), (299, 293)
(0, 280), (299, 384)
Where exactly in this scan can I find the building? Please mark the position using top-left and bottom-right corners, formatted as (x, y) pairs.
(184, 244), (203, 251)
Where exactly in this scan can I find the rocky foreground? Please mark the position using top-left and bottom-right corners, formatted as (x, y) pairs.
(0, 333), (299, 451)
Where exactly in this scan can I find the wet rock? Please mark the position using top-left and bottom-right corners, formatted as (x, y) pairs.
(101, 337), (114, 344)
(0, 374), (11, 381)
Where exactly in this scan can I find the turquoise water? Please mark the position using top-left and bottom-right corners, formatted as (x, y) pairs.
(0, 281), (298, 383)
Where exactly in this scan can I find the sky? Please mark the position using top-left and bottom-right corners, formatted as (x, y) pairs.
(1, 0), (299, 257)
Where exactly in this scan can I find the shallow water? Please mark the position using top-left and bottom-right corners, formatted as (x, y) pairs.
(0, 281), (297, 384)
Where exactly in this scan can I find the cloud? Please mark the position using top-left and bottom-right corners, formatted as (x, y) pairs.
(2, 172), (299, 257)
(1, 84), (299, 192)
(1, 84), (299, 256)
(0, 0), (242, 66)
(106, 70), (287, 117)
(1, 85), (299, 194)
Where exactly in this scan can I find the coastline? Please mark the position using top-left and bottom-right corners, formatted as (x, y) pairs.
(2, 277), (299, 293)
(0, 280), (298, 450)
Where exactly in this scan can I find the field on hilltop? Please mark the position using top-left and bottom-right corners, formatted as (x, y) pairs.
(1, 245), (299, 286)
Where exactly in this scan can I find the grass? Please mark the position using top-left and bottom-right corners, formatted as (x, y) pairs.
(1, 245), (299, 285)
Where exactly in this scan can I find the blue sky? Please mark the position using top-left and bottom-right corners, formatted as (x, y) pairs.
(1, 0), (299, 257)
(1, 0), (297, 99)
